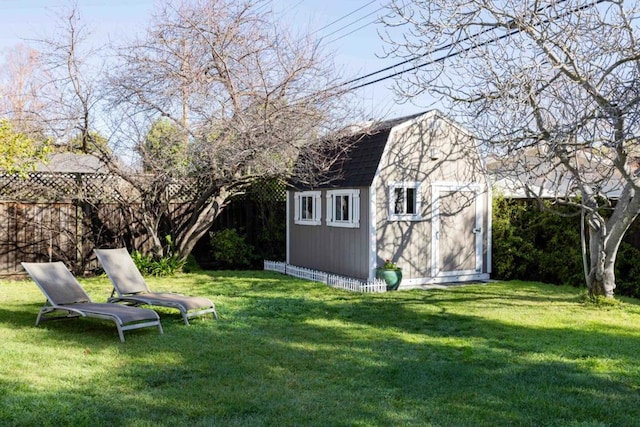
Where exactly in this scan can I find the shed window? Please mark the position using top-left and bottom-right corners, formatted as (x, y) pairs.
(294, 191), (321, 225)
(326, 189), (360, 228)
(389, 182), (421, 221)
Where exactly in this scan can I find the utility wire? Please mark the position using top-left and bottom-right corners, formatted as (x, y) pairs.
(321, 5), (387, 41)
(325, 20), (377, 45)
(342, 0), (569, 88)
(349, 28), (520, 91)
(311, 0), (378, 35)
(342, 0), (604, 92)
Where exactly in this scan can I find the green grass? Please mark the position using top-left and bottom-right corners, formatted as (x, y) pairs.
(2, 272), (640, 426)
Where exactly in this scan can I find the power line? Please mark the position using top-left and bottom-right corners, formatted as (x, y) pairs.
(342, 0), (604, 92)
(311, 0), (378, 35)
(321, 5), (387, 41)
(349, 28), (520, 91)
(342, 0), (569, 88)
(325, 20), (377, 45)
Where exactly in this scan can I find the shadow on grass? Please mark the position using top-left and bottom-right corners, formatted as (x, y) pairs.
(0, 305), (40, 328)
(0, 303), (176, 343)
(3, 274), (640, 425)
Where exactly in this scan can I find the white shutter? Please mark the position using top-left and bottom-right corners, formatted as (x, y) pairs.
(314, 193), (322, 224)
(353, 191), (360, 227)
(293, 193), (300, 223)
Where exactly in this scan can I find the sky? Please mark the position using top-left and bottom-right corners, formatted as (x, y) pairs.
(0, 0), (432, 121)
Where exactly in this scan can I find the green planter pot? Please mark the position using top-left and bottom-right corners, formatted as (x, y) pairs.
(376, 268), (402, 291)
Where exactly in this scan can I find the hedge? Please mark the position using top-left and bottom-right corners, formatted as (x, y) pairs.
(492, 196), (640, 298)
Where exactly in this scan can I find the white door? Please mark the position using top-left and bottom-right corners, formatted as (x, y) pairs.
(431, 183), (483, 277)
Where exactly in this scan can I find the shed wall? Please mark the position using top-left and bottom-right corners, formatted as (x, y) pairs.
(374, 113), (490, 281)
(288, 188), (370, 279)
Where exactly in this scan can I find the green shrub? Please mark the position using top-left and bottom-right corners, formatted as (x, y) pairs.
(527, 205), (583, 286)
(254, 207), (286, 262)
(492, 196), (640, 297)
(182, 254), (203, 273)
(491, 197), (538, 280)
(614, 242), (640, 298)
(492, 197), (582, 286)
(209, 228), (257, 269)
(130, 250), (186, 277)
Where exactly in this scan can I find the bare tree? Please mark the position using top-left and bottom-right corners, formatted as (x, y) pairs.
(36, 2), (104, 152)
(0, 45), (48, 138)
(104, 0), (352, 260)
(381, 0), (640, 297)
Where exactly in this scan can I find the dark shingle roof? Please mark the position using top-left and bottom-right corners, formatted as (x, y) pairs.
(317, 112), (425, 188)
(324, 127), (391, 188)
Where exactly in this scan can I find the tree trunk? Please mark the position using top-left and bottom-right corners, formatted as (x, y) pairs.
(585, 184), (640, 298)
(586, 213), (618, 298)
(587, 244), (616, 298)
(175, 192), (228, 261)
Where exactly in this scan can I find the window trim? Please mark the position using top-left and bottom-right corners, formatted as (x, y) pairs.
(293, 191), (322, 225)
(388, 182), (422, 221)
(326, 189), (360, 228)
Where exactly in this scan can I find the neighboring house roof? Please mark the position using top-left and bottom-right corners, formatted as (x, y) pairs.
(491, 173), (624, 200)
(490, 176), (560, 199)
(487, 149), (625, 200)
(34, 152), (111, 174)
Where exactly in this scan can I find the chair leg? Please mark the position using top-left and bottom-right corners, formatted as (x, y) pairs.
(35, 309), (45, 326)
(116, 324), (125, 342)
(182, 311), (190, 325)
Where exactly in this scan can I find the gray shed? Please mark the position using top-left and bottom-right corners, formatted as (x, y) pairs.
(287, 110), (492, 288)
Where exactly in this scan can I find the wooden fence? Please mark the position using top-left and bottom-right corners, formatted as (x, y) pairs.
(0, 172), (156, 276)
(0, 200), (141, 276)
(0, 172), (286, 276)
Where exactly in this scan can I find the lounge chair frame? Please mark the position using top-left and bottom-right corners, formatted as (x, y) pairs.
(94, 248), (218, 325)
(22, 261), (164, 342)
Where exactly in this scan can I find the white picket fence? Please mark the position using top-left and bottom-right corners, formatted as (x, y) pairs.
(263, 260), (387, 293)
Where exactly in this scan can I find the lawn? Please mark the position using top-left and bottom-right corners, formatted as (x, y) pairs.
(2, 270), (640, 426)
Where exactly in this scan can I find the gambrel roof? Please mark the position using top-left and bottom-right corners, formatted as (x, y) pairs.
(305, 112), (425, 189)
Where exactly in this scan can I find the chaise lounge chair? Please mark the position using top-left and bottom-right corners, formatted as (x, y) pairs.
(94, 248), (218, 325)
(21, 261), (163, 342)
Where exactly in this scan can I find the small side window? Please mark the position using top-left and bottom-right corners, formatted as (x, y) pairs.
(294, 191), (321, 225)
(326, 189), (360, 228)
(389, 182), (421, 221)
